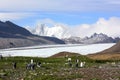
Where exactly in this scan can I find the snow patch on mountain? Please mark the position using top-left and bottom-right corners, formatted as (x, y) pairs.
(26, 24), (71, 39)
(63, 33), (119, 44)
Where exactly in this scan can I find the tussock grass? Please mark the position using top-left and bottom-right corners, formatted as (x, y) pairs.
(0, 55), (120, 80)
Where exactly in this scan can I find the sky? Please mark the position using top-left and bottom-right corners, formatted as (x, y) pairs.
(0, 0), (120, 37)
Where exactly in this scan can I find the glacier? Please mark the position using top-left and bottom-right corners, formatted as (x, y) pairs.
(0, 43), (115, 57)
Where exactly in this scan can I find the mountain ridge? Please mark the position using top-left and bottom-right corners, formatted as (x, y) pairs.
(26, 24), (120, 44)
(63, 33), (120, 44)
(0, 21), (32, 36)
(0, 21), (65, 49)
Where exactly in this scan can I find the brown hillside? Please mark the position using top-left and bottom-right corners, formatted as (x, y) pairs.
(88, 41), (120, 60)
(100, 41), (120, 54)
(50, 51), (80, 58)
(88, 53), (120, 60)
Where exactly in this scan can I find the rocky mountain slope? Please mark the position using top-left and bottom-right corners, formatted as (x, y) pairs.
(0, 21), (32, 36)
(63, 33), (120, 44)
(26, 24), (120, 44)
(0, 21), (65, 49)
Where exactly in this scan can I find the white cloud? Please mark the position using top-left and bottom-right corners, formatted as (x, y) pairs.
(106, 0), (120, 4)
(35, 18), (56, 26)
(72, 17), (120, 38)
(32, 17), (120, 38)
(0, 0), (120, 12)
(0, 13), (36, 21)
(35, 18), (69, 27)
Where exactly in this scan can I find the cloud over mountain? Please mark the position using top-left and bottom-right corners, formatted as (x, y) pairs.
(71, 17), (120, 38)
(26, 17), (120, 38)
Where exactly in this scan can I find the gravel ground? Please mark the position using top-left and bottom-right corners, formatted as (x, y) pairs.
(73, 68), (120, 80)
